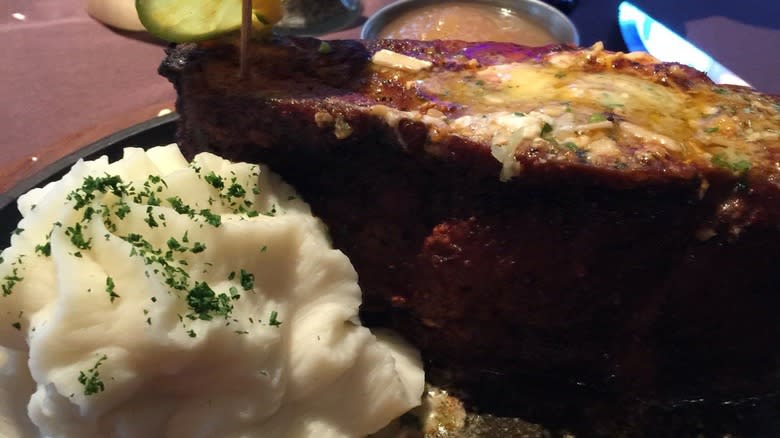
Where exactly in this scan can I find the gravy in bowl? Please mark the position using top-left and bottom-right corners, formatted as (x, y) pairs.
(377, 2), (559, 45)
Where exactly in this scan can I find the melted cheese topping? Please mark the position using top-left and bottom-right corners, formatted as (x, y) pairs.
(368, 44), (780, 180)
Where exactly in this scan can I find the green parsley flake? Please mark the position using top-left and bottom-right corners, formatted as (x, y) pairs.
(704, 126), (719, 133)
(167, 196), (195, 216)
(65, 223), (92, 250)
(240, 269), (255, 291)
(191, 242), (207, 253)
(226, 183), (246, 199)
(106, 277), (120, 303)
(35, 241), (51, 257)
(204, 172), (225, 190)
(114, 201), (131, 219)
(67, 175), (127, 210)
(199, 209), (222, 227)
(269, 310), (282, 327)
(78, 355), (107, 396)
(262, 205), (277, 217)
(144, 206), (159, 228)
(540, 122), (553, 137)
(711, 153), (751, 174)
(588, 113), (607, 123)
(11, 322), (21, 330)
(2, 268), (23, 296)
(186, 282), (233, 321)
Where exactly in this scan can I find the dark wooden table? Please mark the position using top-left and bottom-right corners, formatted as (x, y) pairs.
(1, 0), (777, 192)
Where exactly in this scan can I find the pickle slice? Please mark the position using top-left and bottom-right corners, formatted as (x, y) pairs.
(136, 0), (281, 43)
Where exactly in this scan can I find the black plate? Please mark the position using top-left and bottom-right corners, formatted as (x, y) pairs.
(0, 114), (179, 249)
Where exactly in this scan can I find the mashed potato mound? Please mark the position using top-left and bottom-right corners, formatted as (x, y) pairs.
(0, 145), (423, 438)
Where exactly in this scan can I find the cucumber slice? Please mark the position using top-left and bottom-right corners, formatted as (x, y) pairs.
(136, 0), (281, 43)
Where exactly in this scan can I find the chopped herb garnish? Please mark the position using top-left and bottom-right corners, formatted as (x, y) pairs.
(65, 223), (92, 250)
(78, 355), (107, 396)
(167, 196), (195, 216)
(262, 204), (277, 217)
(711, 153), (751, 174)
(67, 175), (127, 210)
(11, 322), (21, 330)
(554, 71), (567, 78)
(3, 269), (23, 296)
(144, 206), (159, 228)
(713, 87), (729, 95)
(228, 271), (236, 281)
(167, 237), (184, 252)
(106, 277), (120, 303)
(588, 113), (607, 123)
(12, 228), (24, 235)
(204, 172), (225, 190)
(269, 311), (282, 327)
(318, 41), (333, 54)
(186, 282), (232, 321)
(35, 241), (51, 257)
(704, 126), (719, 133)
(226, 183), (246, 199)
(540, 122), (553, 137)
(513, 112), (526, 117)
(240, 269), (254, 291)
(114, 201), (131, 219)
(260, 245), (267, 253)
(199, 209), (222, 227)
(191, 242), (207, 253)
(474, 79), (485, 86)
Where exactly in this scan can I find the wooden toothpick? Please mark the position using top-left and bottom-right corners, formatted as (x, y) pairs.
(240, 0), (251, 79)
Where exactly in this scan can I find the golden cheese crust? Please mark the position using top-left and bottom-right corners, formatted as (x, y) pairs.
(171, 39), (779, 184)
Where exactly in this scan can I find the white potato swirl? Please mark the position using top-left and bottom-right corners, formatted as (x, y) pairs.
(0, 145), (423, 438)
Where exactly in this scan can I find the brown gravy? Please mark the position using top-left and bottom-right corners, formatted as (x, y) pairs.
(377, 2), (559, 45)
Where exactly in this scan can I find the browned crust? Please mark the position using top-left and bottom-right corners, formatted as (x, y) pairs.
(159, 37), (780, 227)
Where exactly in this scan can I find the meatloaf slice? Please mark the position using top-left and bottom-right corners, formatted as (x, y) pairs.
(159, 37), (780, 404)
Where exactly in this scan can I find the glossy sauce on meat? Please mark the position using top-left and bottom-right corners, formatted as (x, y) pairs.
(377, 2), (558, 45)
